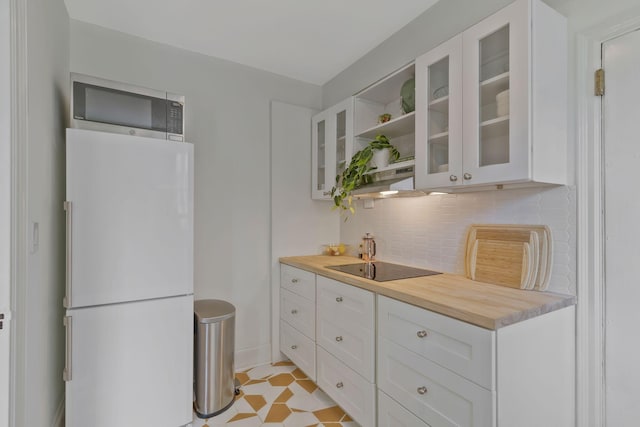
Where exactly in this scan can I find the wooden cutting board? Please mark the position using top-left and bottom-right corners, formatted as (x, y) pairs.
(469, 239), (533, 288)
(465, 224), (553, 290)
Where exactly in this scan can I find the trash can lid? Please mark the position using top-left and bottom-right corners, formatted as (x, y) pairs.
(195, 299), (236, 323)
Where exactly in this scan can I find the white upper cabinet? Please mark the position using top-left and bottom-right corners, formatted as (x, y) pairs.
(311, 98), (353, 200)
(415, 34), (463, 189)
(416, 0), (567, 191)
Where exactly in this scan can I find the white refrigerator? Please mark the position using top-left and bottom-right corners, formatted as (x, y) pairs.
(64, 128), (194, 427)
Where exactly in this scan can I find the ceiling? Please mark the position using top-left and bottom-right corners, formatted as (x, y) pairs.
(63, 0), (440, 86)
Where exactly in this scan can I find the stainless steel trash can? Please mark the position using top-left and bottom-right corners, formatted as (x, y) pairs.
(194, 299), (236, 418)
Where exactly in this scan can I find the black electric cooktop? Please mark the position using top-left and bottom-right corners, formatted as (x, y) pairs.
(327, 261), (441, 282)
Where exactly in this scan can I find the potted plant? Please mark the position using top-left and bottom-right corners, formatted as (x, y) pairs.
(330, 134), (400, 215)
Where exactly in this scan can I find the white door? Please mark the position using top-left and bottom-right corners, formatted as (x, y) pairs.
(0, 1), (11, 426)
(66, 129), (193, 308)
(65, 295), (193, 427)
(603, 27), (640, 426)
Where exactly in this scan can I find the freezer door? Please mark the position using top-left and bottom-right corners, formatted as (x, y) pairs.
(66, 128), (193, 308)
(65, 295), (193, 427)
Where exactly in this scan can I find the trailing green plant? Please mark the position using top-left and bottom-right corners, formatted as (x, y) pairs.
(330, 134), (400, 216)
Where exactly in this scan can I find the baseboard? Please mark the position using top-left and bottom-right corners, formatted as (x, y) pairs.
(52, 397), (64, 427)
(235, 343), (271, 371)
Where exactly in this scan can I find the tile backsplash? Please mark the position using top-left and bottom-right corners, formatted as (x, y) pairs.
(341, 185), (576, 295)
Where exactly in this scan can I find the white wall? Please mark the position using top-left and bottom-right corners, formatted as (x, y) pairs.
(270, 101), (339, 363)
(69, 21), (322, 368)
(11, 0), (70, 425)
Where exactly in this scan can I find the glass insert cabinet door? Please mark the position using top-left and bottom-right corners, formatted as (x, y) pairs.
(415, 34), (463, 190)
(462, 0), (529, 185)
(311, 98), (353, 200)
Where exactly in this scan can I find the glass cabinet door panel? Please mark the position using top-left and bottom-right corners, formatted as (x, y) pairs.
(336, 109), (346, 176)
(428, 56), (450, 174)
(316, 119), (326, 191)
(462, 0), (528, 185)
(478, 25), (510, 167)
(415, 34), (463, 190)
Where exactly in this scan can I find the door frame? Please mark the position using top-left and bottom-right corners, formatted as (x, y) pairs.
(575, 14), (640, 427)
(5, 0), (28, 425)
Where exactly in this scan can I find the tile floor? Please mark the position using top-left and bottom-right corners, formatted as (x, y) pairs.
(192, 361), (359, 427)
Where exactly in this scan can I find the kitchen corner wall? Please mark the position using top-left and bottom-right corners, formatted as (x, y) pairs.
(341, 186), (576, 295)
(69, 21), (323, 369)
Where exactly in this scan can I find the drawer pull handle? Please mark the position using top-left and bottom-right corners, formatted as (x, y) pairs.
(417, 386), (428, 395)
(335, 336), (343, 342)
(336, 382), (344, 389)
(291, 278), (299, 283)
(291, 345), (297, 350)
(336, 296), (343, 302)
(291, 309), (298, 315)
(417, 330), (428, 338)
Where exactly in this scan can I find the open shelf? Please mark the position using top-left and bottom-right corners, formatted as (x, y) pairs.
(356, 111), (415, 140)
(363, 159), (415, 175)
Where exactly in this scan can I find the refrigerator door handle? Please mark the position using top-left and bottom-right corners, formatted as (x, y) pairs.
(63, 316), (72, 381)
(63, 201), (72, 308)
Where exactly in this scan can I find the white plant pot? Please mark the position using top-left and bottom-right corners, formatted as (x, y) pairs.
(372, 148), (391, 169)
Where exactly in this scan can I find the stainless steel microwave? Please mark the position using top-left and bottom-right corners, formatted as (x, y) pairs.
(70, 73), (185, 141)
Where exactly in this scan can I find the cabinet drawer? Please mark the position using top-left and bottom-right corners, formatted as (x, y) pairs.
(317, 276), (375, 381)
(280, 264), (315, 301)
(316, 312), (375, 382)
(317, 276), (374, 329)
(317, 346), (375, 427)
(378, 295), (495, 390)
(378, 337), (495, 427)
(280, 320), (315, 381)
(280, 289), (315, 339)
(378, 390), (430, 427)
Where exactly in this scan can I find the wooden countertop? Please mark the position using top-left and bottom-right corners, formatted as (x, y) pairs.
(280, 255), (576, 330)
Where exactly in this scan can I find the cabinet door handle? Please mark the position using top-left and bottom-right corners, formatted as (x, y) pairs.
(291, 345), (297, 350)
(449, 175), (458, 182)
(463, 173), (472, 180)
(63, 201), (72, 308)
(63, 316), (72, 381)
(336, 296), (343, 302)
(336, 382), (344, 389)
(417, 330), (428, 338)
(417, 386), (428, 395)
(323, 191), (331, 196)
(291, 309), (298, 315)
(291, 278), (299, 283)
(335, 336), (343, 342)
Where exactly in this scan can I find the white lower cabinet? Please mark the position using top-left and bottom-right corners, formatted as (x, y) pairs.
(278, 264), (574, 427)
(316, 276), (375, 381)
(378, 390), (430, 427)
(378, 337), (494, 427)
(317, 346), (376, 427)
(279, 265), (316, 381)
(280, 320), (315, 380)
(280, 288), (315, 339)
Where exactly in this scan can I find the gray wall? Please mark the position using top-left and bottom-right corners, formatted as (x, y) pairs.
(69, 20), (322, 368)
(13, 0), (70, 425)
(322, 0), (514, 108)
